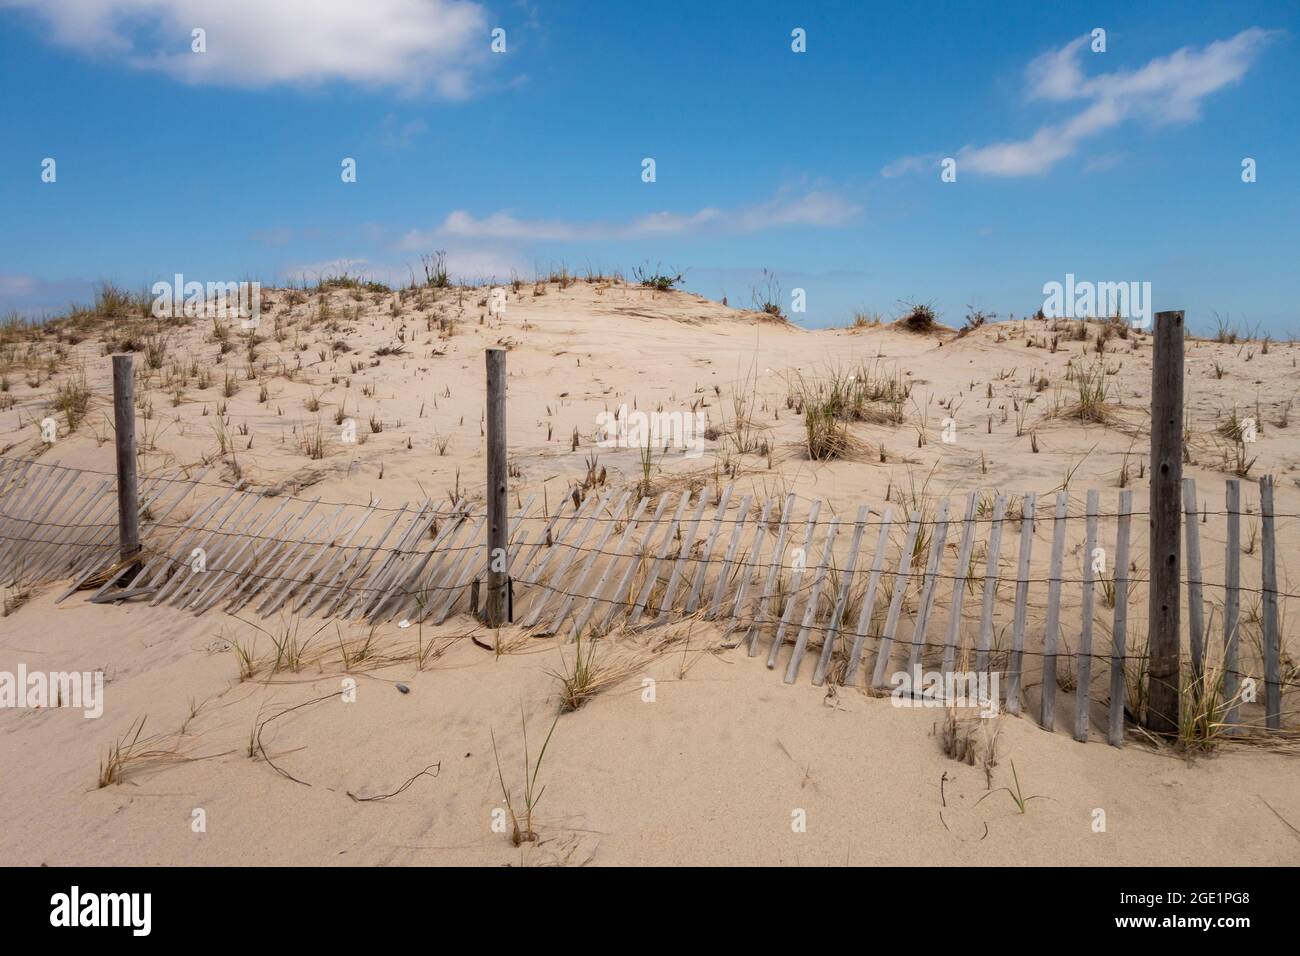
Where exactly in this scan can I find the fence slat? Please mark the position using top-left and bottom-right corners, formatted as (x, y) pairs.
(627, 491), (692, 626)
(784, 515), (840, 683)
(941, 493), (980, 675)
(234, 505), (334, 611)
(1006, 492), (1037, 716)
(1039, 491), (1069, 731)
(767, 500), (824, 668)
(570, 496), (651, 639)
(405, 509), (482, 622)
(974, 495), (1006, 676)
(0, 462), (56, 576)
(871, 511), (922, 690)
(1, 468), (79, 579)
(343, 500), (434, 619)
(59, 474), (159, 588)
(524, 490), (614, 628)
(844, 510), (893, 685)
(1260, 475), (1281, 730)
(707, 495), (755, 624)
(1182, 478), (1206, 687)
(511, 497), (577, 589)
(732, 498), (773, 643)
(305, 500), (413, 617)
(1224, 480), (1241, 732)
(150, 485), (252, 607)
(188, 496), (295, 611)
(813, 505), (868, 686)
(522, 493), (601, 591)
(1109, 489), (1133, 747)
(131, 484), (238, 600)
(291, 500), (382, 614)
(905, 497), (951, 675)
(26, 479), (111, 582)
(1075, 489), (1099, 743)
(185, 495), (297, 611)
(684, 484), (734, 614)
(656, 488), (713, 621)
(548, 490), (632, 634)
(600, 494), (673, 631)
(427, 516), (490, 623)
(745, 495), (795, 650)
(372, 503), (472, 622)
(254, 504), (348, 615)
(235, 502), (332, 613)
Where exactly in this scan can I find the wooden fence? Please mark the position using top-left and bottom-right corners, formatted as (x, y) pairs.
(0, 457), (1290, 744)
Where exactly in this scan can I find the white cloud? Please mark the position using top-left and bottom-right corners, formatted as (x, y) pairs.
(880, 154), (940, 179)
(399, 190), (861, 246)
(1, 0), (490, 95)
(885, 28), (1278, 178)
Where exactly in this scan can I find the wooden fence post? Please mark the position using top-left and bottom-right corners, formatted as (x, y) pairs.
(485, 348), (508, 627)
(1145, 309), (1183, 735)
(112, 354), (140, 564)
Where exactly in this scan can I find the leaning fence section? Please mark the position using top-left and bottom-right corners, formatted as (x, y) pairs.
(0, 457), (1291, 744)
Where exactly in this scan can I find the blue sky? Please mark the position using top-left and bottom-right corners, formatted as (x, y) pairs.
(1, 0), (1297, 333)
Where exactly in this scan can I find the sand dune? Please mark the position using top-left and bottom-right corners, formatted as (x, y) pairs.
(1, 277), (1297, 866)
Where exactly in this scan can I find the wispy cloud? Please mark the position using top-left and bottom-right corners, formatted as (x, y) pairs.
(372, 113), (431, 148)
(398, 190), (861, 247)
(1, 0), (492, 96)
(885, 28), (1279, 178)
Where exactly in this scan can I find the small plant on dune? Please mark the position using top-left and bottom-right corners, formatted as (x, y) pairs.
(1178, 662), (1248, 751)
(421, 250), (450, 288)
(637, 441), (657, 497)
(750, 269), (786, 320)
(1056, 358), (1112, 423)
(956, 307), (995, 338)
(232, 614), (327, 675)
(897, 463), (939, 566)
(897, 299), (938, 333)
(491, 707), (559, 846)
(143, 330), (169, 369)
(717, 368), (765, 455)
(51, 369), (91, 431)
(1213, 312), (1239, 344)
(939, 667), (1001, 783)
(93, 282), (137, 322)
(2, 574), (32, 617)
(976, 760), (1046, 815)
(547, 633), (640, 712)
(1214, 410), (1257, 476)
(302, 421), (327, 459)
(802, 400), (856, 460)
(631, 264), (682, 292)
(335, 623), (378, 671)
(97, 716), (180, 788)
(98, 716), (148, 787)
